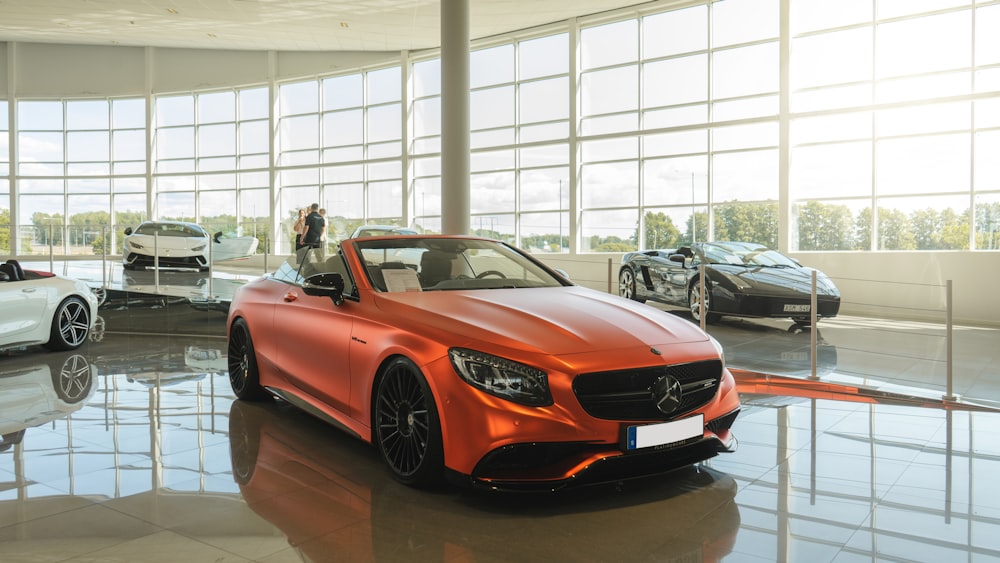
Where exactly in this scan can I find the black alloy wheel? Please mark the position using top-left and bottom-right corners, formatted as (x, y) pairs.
(227, 318), (270, 401)
(45, 297), (91, 351)
(374, 357), (444, 487)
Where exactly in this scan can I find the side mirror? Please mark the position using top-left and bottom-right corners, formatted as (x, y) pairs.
(553, 268), (571, 281)
(124, 227), (133, 236)
(213, 231), (223, 244)
(668, 253), (687, 264)
(303, 272), (346, 306)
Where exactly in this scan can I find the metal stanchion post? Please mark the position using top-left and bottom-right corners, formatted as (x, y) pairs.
(49, 223), (54, 272)
(101, 225), (108, 290)
(809, 270), (818, 380)
(945, 279), (955, 402)
(607, 258), (612, 294)
(208, 237), (214, 299)
(154, 231), (160, 290)
(699, 263), (706, 332)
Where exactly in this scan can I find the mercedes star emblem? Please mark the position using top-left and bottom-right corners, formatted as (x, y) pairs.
(651, 374), (683, 414)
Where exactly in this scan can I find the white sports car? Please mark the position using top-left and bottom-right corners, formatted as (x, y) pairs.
(123, 221), (259, 271)
(0, 260), (98, 351)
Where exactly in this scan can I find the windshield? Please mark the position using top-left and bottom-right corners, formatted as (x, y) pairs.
(353, 237), (566, 291)
(135, 223), (206, 238)
(701, 242), (799, 268)
(272, 246), (357, 296)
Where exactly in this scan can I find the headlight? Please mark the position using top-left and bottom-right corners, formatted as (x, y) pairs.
(128, 240), (144, 250)
(817, 274), (840, 296)
(449, 348), (551, 406)
(192, 244), (207, 251)
(708, 335), (726, 368)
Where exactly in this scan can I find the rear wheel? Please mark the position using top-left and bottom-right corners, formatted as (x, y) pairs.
(44, 297), (91, 351)
(228, 318), (270, 401)
(619, 268), (645, 302)
(374, 357), (444, 488)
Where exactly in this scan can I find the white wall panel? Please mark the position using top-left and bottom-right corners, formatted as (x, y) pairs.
(275, 50), (396, 81)
(3, 42), (398, 96)
(152, 48), (269, 93)
(0, 43), (7, 93)
(14, 43), (145, 96)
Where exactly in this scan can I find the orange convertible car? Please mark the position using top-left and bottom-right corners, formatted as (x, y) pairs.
(227, 235), (740, 490)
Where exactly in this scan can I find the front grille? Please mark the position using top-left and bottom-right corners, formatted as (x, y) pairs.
(573, 359), (723, 421)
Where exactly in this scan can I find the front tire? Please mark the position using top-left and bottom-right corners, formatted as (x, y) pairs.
(619, 268), (645, 302)
(374, 357), (444, 488)
(228, 318), (270, 401)
(44, 297), (91, 351)
(689, 280), (721, 324)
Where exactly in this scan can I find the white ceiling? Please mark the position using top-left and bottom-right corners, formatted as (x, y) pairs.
(0, 0), (649, 52)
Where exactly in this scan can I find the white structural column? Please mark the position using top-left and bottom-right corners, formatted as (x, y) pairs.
(440, 0), (471, 235)
(778, 0), (791, 253)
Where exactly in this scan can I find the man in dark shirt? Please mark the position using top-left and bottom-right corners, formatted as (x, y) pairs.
(300, 203), (326, 251)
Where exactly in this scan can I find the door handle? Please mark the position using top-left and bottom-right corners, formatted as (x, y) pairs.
(21, 288), (36, 293)
(283, 291), (298, 302)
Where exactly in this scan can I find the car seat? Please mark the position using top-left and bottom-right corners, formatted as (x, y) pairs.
(419, 251), (454, 287)
(9, 260), (25, 280)
(0, 261), (22, 281)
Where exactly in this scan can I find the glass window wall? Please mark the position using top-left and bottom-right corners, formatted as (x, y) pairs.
(3, 0), (999, 257)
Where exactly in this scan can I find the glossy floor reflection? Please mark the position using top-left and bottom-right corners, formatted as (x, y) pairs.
(1, 294), (999, 561)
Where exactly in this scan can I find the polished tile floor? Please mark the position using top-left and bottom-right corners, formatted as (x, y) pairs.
(2, 268), (1000, 562)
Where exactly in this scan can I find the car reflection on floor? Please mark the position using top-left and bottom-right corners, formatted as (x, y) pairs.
(92, 339), (226, 388)
(0, 352), (96, 451)
(658, 309), (839, 378)
(229, 399), (741, 562)
(99, 288), (229, 337)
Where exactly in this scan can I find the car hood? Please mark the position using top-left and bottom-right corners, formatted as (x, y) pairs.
(372, 286), (709, 356)
(712, 264), (838, 295)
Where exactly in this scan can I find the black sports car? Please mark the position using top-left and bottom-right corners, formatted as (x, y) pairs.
(619, 242), (840, 325)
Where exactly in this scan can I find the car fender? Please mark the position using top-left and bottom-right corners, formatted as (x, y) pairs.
(349, 318), (449, 438)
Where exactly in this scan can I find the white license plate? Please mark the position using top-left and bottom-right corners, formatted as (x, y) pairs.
(781, 351), (809, 361)
(626, 414), (703, 451)
(784, 304), (810, 312)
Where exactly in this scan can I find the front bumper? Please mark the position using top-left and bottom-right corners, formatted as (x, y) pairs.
(427, 354), (741, 492)
(124, 251), (208, 269)
(457, 416), (737, 492)
(718, 292), (841, 318)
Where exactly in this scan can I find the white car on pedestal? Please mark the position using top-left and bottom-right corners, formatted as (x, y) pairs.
(0, 260), (98, 351)
(122, 221), (259, 271)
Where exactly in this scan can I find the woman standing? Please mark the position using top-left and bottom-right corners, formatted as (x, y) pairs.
(293, 208), (307, 250)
